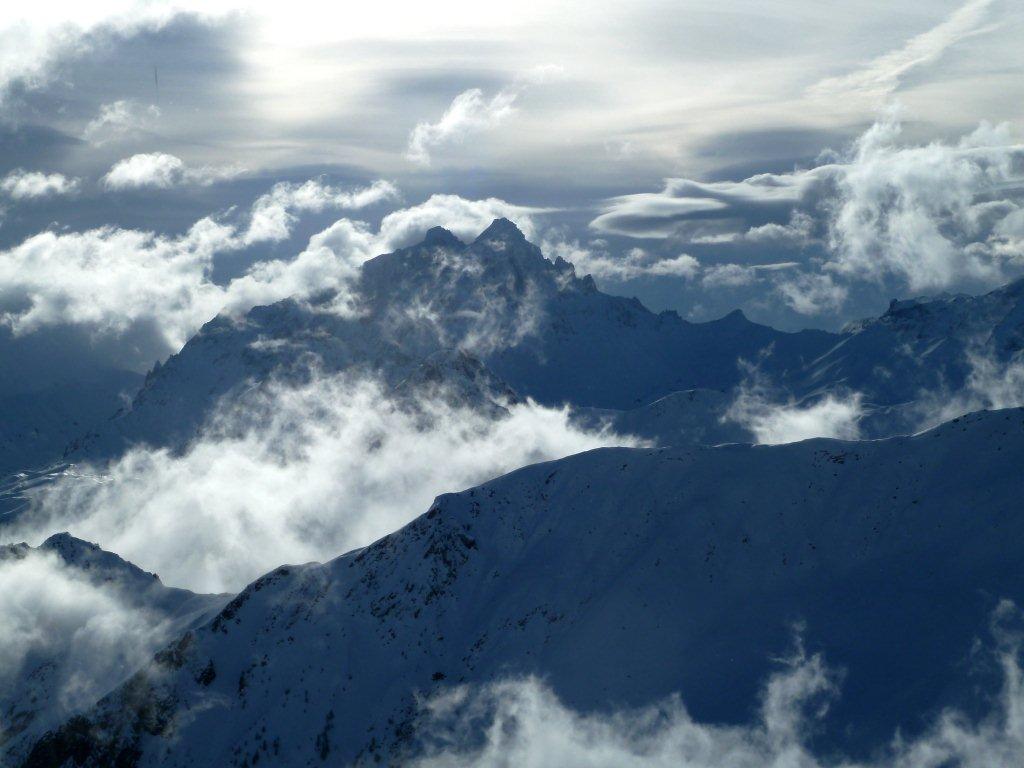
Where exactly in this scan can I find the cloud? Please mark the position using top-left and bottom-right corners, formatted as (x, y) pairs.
(405, 68), (561, 165)
(16, 372), (638, 592)
(590, 173), (822, 239)
(82, 100), (161, 145)
(0, 169), (79, 199)
(0, 219), (236, 351)
(809, 0), (999, 101)
(0, 179), (400, 357)
(701, 262), (799, 289)
(742, 210), (816, 245)
(913, 350), (1024, 431)
(101, 152), (243, 190)
(0, 547), (173, 722)
(591, 116), (1024, 308)
(542, 236), (808, 287)
(826, 117), (1024, 292)
(411, 606), (1024, 768)
(243, 178), (399, 244)
(375, 194), (549, 250)
(541, 238), (700, 281)
(775, 272), (848, 315)
(722, 365), (863, 444)
(406, 89), (517, 166)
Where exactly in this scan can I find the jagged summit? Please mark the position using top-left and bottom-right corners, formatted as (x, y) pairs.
(421, 225), (464, 249)
(474, 216), (527, 244)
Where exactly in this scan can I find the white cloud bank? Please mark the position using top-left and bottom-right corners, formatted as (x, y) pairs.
(0, 169), (79, 199)
(0, 181), (541, 363)
(16, 373), (636, 592)
(102, 152), (243, 190)
(413, 604), (1024, 768)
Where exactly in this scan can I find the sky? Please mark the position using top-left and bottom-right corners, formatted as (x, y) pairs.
(1, 0), (1024, 383)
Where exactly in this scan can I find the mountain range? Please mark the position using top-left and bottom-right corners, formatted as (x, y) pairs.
(4, 219), (1024, 766)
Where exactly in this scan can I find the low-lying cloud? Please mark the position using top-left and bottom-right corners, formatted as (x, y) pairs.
(723, 367), (864, 445)
(914, 350), (1024, 431)
(541, 238), (700, 281)
(412, 603), (1024, 768)
(0, 548), (173, 735)
(16, 373), (637, 592)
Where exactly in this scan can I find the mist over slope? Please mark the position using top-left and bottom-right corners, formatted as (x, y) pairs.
(0, 535), (228, 765)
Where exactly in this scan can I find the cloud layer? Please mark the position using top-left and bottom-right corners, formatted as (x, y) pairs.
(16, 373), (636, 592)
(0, 548), (172, 719)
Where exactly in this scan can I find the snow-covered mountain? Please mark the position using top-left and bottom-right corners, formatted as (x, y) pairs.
(52, 221), (1024, 469)
(799, 278), (1024, 405)
(21, 407), (1024, 766)
(0, 369), (141, 476)
(0, 534), (228, 766)
(62, 220), (839, 462)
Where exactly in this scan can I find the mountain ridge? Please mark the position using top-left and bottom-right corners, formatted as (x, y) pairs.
(22, 405), (1024, 766)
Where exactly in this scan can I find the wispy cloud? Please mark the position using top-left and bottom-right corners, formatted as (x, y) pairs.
(809, 0), (1000, 100)
(0, 548), (174, 727)
(412, 604), (1024, 768)
(722, 364), (864, 444)
(541, 238), (700, 281)
(405, 66), (562, 165)
(82, 100), (161, 145)
(406, 88), (518, 166)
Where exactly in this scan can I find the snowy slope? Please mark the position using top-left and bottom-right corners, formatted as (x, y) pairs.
(0, 369), (141, 475)
(572, 388), (751, 446)
(0, 535), (229, 765)
(796, 277), (1024, 404)
(23, 407), (1024, 766)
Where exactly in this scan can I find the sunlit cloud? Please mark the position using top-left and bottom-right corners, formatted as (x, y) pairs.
(0, 169), (79, 199)
(102, 152), (243, 190)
